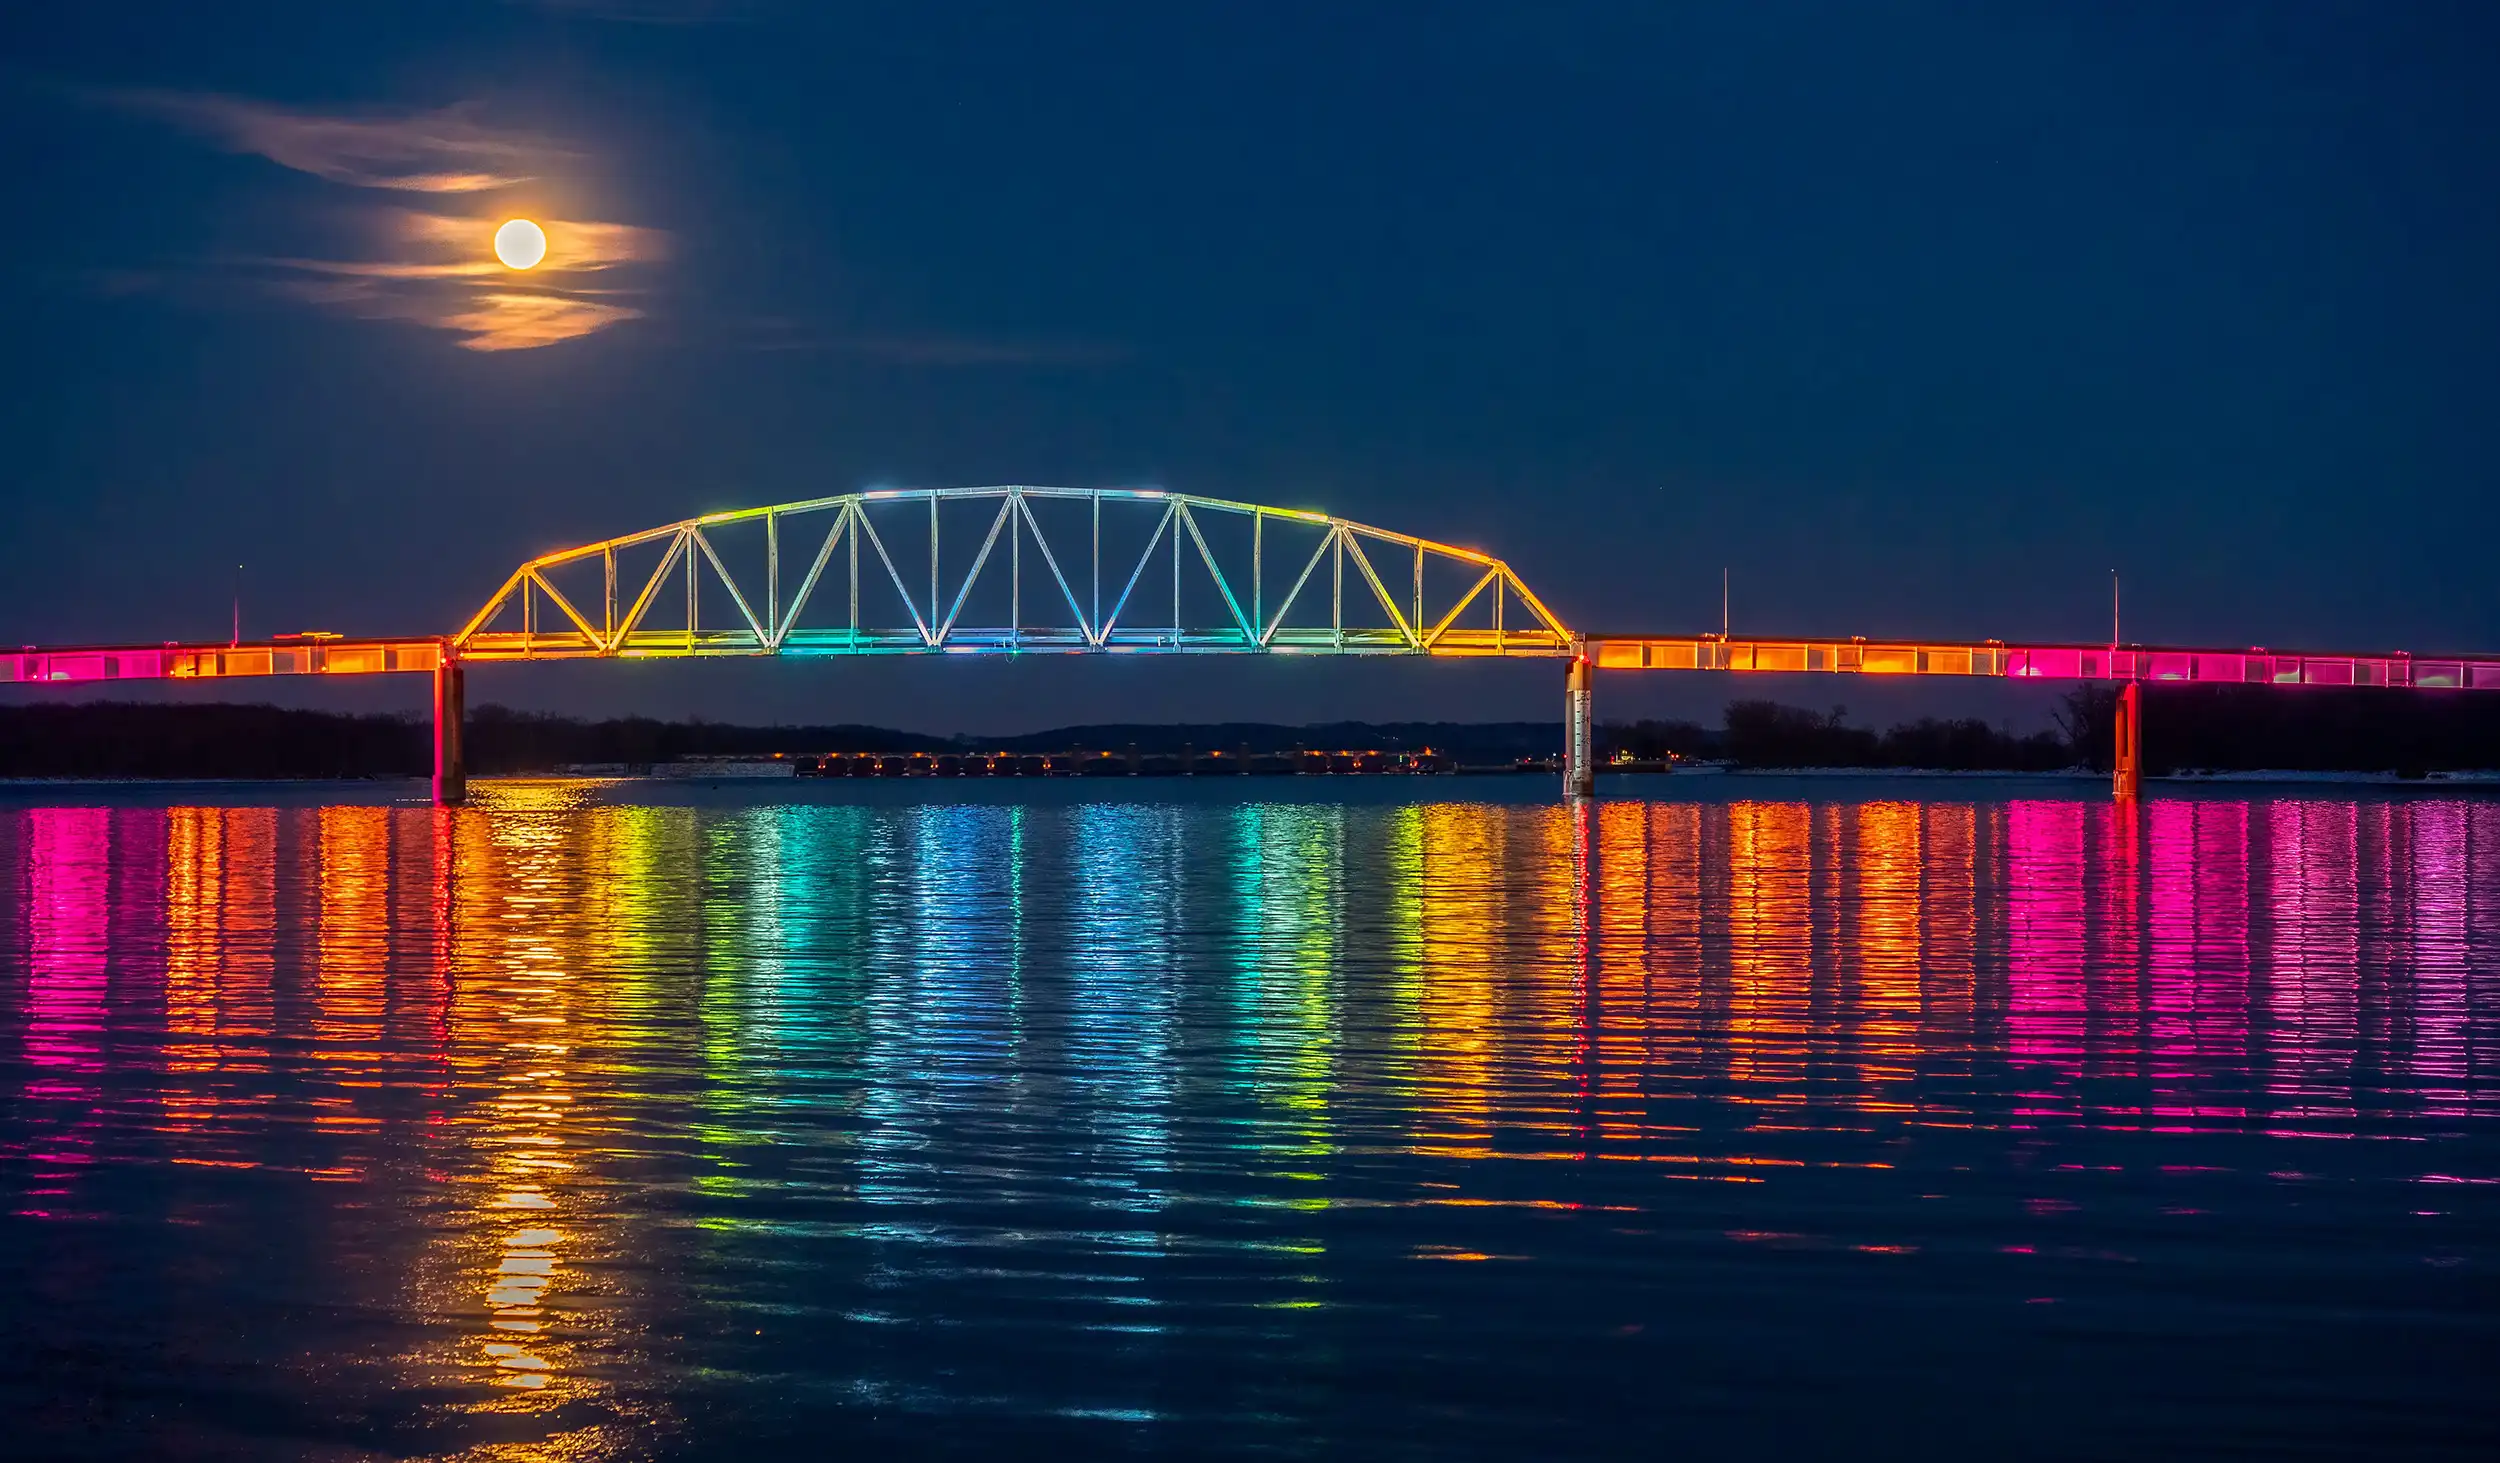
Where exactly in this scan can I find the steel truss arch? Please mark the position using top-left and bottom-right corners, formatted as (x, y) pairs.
(451, 486), (1572, 661)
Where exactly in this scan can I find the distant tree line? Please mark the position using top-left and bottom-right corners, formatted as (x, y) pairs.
(1606, 686), (2500, 774)
(2, 687), (2494, 780)
(980, 721), (1560, 759)
(1601, 704), (2069, 771)
(0, 703), (1562, 778)
(0, 702), (426, 779)
(466, 711), (1563, 766)
(2128, 684), (2500, 776)
(0, 703), (954, 779)
(458, 706), (954, 771)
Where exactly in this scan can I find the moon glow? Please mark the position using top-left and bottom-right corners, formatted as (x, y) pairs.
(493, 218), (548, 270)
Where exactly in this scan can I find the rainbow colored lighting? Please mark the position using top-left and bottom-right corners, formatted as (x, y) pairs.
(1, 488), (2494, 689)
(1588, 636), (2500, 690)
(451, 487), (1570, 660)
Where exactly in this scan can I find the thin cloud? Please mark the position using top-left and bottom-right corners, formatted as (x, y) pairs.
(442, 292), (643, 351)
(401, 211), (666, 271)
(254, 209), (665, 349)
(109, 90), (554, 192)
(264, 258), (504, 281)
(269, 269), (643, 352)
(90, 85), (1067, 360)
(92, 88), (660, 350)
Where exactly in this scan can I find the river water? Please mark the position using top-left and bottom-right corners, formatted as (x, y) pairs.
(1, 777), (2494, 1460)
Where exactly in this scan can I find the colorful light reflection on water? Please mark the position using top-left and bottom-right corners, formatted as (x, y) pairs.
(0, 782), (2495, 1459)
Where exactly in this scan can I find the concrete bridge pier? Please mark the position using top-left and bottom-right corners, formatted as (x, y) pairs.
(432, 655), (466, 807)
(1565, 649), (1596, 798)
(2113, 680), (2142, 801)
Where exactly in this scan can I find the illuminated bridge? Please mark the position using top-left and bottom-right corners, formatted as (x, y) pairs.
(5, 486), (2495, 803)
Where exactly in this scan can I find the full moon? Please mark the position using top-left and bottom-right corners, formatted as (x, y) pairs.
(493, 218), (548, 270)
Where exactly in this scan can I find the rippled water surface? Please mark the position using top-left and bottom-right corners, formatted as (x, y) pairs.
(3, 778), (2496, 1460)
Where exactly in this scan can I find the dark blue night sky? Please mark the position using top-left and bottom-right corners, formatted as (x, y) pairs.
(4, 2), (2494, 732)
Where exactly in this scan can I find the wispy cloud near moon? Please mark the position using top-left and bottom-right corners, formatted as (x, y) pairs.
(109, 91), (554, 193)
(113, 91), (660, 350)
(444, 292), (644, 351)
(96, 88), (1083, 361)
(257, 209), (666, 350)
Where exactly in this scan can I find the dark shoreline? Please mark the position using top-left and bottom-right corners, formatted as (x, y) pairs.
(3, 686), (2497, 780)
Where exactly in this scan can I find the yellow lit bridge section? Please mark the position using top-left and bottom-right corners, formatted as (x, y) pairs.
(452, 487), (1572, 661)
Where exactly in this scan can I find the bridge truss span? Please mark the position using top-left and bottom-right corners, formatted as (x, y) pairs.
(453, 487), (1572, 662)
(7, 482), (2495, 808)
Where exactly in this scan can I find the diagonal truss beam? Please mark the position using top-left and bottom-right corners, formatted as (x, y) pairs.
(854, 509), (934, 644)
(1017, 495), (1094, 643)
(692, 527), (770, 644)
(616, 533), (691, 643)
(1423, 566), (1502, 649)
(774, 505), (851, 645)
(1260, 528), (1338, 646)
(1341, 533), (1418, 648)
(937, 494), (1017, 643)
(455, 569), (529, 644)
(1177, 502), (1255, 643)
(1099, 500), (1178, 642)
(524, 568), (605, 647)
(1500, 572), (1572, 640)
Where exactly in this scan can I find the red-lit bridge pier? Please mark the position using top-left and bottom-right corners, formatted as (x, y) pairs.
(6, 487), (2494, 803)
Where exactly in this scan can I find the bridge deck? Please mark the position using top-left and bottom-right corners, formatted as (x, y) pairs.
(2, 638), (443, 687)
(1587, 636), (2500, 691)
(6, 631), (2496, 690)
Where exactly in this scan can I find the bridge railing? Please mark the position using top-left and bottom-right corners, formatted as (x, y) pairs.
(1, 639), (442, 686)
(2006, 645), (2500, 690)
